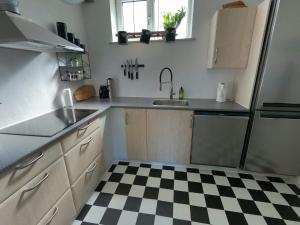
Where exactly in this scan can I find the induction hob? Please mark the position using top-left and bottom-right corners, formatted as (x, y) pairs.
(0, 108), (97, 137)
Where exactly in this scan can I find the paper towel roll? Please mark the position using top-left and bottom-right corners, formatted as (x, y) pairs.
(216, 82), (227, 102)
(62, 88), (74, 107)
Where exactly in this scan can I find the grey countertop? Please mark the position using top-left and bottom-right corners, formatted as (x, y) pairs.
(0, 97), (248, 174)
(0, 110), (101, 174)
(74, 97), (249, 112)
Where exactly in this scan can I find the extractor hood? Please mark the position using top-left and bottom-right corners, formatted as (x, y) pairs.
(0, 11), (83, 52)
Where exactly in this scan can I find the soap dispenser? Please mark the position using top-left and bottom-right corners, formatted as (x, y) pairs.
(179, 87), (185, 100)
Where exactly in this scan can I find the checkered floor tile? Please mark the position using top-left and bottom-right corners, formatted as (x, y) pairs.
(72, 161), (300, 225)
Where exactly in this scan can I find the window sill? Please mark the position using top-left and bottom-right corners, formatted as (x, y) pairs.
(109, 37), (196, 45)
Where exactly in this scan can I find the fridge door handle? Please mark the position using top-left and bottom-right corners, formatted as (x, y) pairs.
(260, 112), (300, 119)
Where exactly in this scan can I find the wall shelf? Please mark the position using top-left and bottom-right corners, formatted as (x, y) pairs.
(56, 52), (91, 81)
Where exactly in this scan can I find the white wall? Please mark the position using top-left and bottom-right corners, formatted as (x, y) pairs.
(0, 0), (86, 128)
(83, 0), (261, 99)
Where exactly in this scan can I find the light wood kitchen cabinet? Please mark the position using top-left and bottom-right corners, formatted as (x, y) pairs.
(61, 117), (101, 153)
(64, 127), (104, 184)
(71, 154), (105, 213)
(147, 110), (193, 164)
(125, 109), (147, 161)
(36, 190), (76, 225)
(207, 7), (257, 69)
(0, 158), (69, 225)
(0, 142), (63, 203)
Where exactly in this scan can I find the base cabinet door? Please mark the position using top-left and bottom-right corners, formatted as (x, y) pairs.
(36, 190), (76, 225)
(125, 109), (147, 161)
(0, 158), (69, 225)
(71, 154), (105, 213)
(147, 110), (193, 164)
(0, 142), (63, 204)
(65, 127), (105, 184)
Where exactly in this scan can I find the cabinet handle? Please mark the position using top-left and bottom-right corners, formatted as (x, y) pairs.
(125, 112), (129, 125)
(190, 116), (193, 128)
(15, 152), (44, 170)
(77, 122), (92, 137)
(22, 173), (49, 194)
(45, 207), (59, 225)
(80, 137), (93, 152)
(86, 163), (96, 175)
(214, 47), (219, 64)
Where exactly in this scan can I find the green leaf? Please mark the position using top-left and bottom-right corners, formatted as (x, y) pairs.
(162, 7), (187, 29)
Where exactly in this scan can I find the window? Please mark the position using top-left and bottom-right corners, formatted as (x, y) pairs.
(111, 0), (194, 41)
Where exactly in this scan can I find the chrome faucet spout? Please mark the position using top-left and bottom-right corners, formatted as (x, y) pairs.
(159, 67), (175, 99)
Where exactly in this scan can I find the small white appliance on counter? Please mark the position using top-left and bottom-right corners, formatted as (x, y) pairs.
(216, 82), (227, 102)
(61, 88), (74, 107)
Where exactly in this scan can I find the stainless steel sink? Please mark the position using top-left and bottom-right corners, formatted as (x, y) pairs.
(153, 99), (189, 107)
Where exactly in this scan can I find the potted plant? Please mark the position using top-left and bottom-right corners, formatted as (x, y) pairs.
(163, 7), (186, 42)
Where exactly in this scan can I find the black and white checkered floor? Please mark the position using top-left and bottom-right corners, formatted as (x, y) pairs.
(72, 161), (300, 225)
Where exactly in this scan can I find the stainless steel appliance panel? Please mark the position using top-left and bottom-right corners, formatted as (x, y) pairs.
(245, 111), (300, 175)
(256, 0), (300, 109)
(191, 112), (249, 167)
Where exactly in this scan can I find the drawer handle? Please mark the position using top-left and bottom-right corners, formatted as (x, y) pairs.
(22, 173), (49, 194)
(214, 47), (219, 64)
(45, 207), (59, 225)
(15, 152), (44, 170)
(85, 163), (96, 175)
(77, 122), (92, 137)
(80, 137), (93, 152)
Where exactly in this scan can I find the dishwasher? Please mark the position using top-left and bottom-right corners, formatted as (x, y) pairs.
(191, 111), (249, 168)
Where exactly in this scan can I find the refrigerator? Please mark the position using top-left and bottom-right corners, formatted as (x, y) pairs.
(244, 0), (300, 176)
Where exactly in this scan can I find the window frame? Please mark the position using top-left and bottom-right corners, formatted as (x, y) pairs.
(114, 0), (194, 39)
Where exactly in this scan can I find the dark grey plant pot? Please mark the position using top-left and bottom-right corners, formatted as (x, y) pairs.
(165, 28), (176, 42)
(118, 31), (128, 45)
(140, 29), (151, 44)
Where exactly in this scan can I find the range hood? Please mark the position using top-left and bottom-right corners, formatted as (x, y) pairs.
(0, 11), (83, 52)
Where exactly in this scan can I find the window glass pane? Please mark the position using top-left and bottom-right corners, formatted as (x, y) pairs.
(154, 0), (189, 38)
(122, 0), (148, 33)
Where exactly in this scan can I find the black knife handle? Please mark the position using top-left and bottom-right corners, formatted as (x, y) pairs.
(136, 72), (139, 79)
(131, 72), (134, 80)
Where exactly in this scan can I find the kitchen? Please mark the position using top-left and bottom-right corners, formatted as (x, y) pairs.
(0, 0), (299, 225)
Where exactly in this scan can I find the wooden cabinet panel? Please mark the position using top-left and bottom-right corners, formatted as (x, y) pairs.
(0, 142), (63, 204)
(208, 7), (257, 68)
(0, 157), (69, 225)
(125, 109), (147, 161)
(61, 117), (102, 153)
(64, 126), (105, 185)
(147, 110), (193, 164)
(71, 154), (105, 213)
(36, 189), (76, 225)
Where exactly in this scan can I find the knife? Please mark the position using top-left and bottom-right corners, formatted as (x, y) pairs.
(130, 60), (134, 80)
(126, 60), (130, 79)
(135, 58), (139, 79)
(123, 62), (126, 76)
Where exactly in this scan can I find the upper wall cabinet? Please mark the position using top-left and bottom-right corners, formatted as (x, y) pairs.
(207, 7), (257, 69)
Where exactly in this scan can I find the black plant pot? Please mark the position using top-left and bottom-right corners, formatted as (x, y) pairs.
(118, 31), (128, 45)
(140, 29), (151, 44)
(165, 28), (176, 42)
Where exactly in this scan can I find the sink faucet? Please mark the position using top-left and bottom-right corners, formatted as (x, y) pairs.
(159, 67), (175, 99)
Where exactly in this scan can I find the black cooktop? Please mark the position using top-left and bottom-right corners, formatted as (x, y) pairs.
(0, 108), (97, 137)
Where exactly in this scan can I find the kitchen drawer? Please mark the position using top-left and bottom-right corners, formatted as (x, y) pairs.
(0, 142), (63, 203)
(71, 154), (105, 213)
(0, 157), (69, 225)
(65, 127), (104, 184)
(36, 189), (76, 225)
(61, 117), (102, 153)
